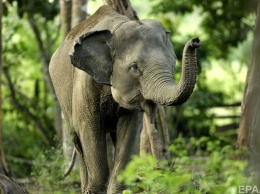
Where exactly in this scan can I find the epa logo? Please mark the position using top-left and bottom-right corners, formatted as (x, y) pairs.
(239, 186), (260, 193)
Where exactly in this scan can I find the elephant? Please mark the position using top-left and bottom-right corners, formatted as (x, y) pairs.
(49, 5), (200, 194)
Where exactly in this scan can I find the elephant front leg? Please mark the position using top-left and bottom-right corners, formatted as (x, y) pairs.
(107, 110), (143, 194)
(74, 119), (110, 193)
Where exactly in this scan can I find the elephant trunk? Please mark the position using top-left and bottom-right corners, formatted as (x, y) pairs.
(144, 38), (200, 106)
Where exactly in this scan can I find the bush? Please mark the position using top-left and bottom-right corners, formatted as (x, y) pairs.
(118, 137), (252, 194)
(31, 148), (79, 193)
(31, 148), (65, 190)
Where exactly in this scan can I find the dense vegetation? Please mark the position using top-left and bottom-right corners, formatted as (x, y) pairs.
(1, 0), (259, 193)
(119, 138), (251, 194)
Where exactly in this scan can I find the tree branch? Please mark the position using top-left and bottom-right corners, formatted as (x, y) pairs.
(27, 12), (62, 141)
(208, 102), (241, 108)
(157, 105), (170, 160)
(3, 66), (52, 147)
(27, 13), (57, 101)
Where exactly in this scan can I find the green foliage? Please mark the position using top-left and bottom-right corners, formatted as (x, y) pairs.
(4, 0), (59, 20)
(2, 0), (61, 177)
(31, 148), (65, 190)
(119, 137), (252, 194)
(151, 0), (256, 58)
(31, 148), (80, 193)
(146, 0), (252, 140)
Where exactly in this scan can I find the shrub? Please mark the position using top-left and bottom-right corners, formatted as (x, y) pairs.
(31, 147), (79, 193)
(118, 137), (252, 194)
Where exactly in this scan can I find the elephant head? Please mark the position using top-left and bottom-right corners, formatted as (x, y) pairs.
(69, 6), (200, 118)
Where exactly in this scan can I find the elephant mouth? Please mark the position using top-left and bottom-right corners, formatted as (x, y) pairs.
(128, 92), (156, 117)
(120, 91), (156, 122)
(127, 92), (145, 110)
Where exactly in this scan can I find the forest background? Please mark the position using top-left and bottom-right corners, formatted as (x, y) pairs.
(0, 0), (259, 193)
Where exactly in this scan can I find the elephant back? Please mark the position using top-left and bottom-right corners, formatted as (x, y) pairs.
(66, 5), (130, 43)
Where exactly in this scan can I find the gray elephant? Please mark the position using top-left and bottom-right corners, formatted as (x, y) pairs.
(49, 5), (200, 194)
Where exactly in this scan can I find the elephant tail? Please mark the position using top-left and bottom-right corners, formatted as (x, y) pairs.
(63, 147), (77, 179)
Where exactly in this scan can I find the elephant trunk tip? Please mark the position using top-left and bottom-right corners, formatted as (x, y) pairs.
(190, 37), (201, 48)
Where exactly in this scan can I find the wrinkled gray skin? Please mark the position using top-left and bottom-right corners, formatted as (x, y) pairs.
(49, 5), (200, 194)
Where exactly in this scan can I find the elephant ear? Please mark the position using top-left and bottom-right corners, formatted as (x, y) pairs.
(70, 30), (113, 85)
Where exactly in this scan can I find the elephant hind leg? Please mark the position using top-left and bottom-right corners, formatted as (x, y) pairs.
(72, 131), (88, 193)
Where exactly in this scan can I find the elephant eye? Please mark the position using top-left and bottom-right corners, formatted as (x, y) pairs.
(130, 63), (138, 71)
(129, 63), (141, 77)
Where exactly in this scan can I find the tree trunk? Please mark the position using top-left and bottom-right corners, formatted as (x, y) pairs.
(140, 122), (151, 156)
(143, 113), (165, 160)
(237, 3), (260, 148)
(104, 0), (138, 20)
(0, 0), (10, 176)
(140, 107), (171, 162)
(237, 0), (260, 185)
(72, 0), (87, 28)
(157, 105), (171, 160)
(59, 0), (72, 39)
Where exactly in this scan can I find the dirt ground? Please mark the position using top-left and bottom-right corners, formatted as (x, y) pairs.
(17, 178), (81, 194)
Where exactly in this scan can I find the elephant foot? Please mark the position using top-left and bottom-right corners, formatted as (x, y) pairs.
(85, 190), (105, 194)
